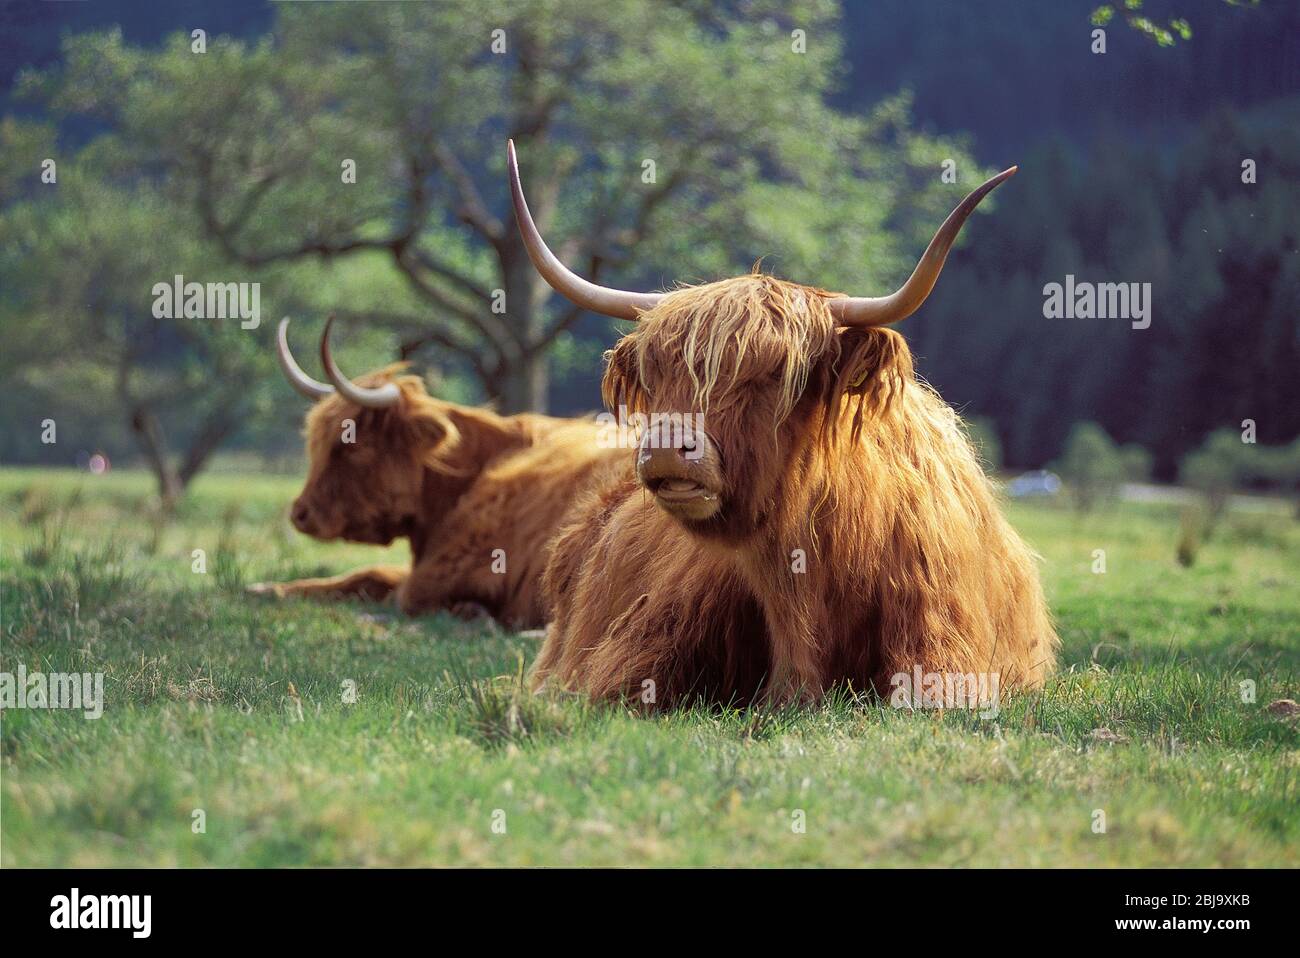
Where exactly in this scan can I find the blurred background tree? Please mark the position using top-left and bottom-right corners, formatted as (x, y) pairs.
(1053, 422), (1152, 511)
(1254, 439), (1300, 517)
(1174, 426), (1297, 561)
(1181, 429), (1300, 522)
(1, 124), (265, 506)
(11, 0), (984, 415)
(2, 0), (1297, 506)
(1180, 428), (1252, 521)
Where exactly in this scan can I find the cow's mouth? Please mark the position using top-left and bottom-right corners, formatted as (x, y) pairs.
(644, 477), (721, 519)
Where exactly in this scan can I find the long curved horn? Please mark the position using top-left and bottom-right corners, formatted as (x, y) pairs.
(319, 315), (401, 409)
(277, 317), (334, 401)
(507, 139), (663, 321)
(830, 166), (1017, 328)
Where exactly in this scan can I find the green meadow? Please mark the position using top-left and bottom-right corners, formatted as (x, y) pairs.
(1, 467), (1296, 867)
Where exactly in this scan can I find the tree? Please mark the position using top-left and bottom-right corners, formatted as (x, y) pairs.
(1255, 439), (1300, 519)
(908, 106), (1300, 475)
(1, 118), (317, 507)
(1181, 429), (1300, 521)
(1053, 422), (1151, 512)
(21, 0), (988, 413)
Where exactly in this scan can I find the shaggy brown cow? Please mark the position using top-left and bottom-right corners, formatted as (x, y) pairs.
(508, 141), (1058, 707)
(247, 317), (620, 627)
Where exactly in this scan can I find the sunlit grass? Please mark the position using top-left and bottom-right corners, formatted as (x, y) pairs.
(1, 467), (1296, 866)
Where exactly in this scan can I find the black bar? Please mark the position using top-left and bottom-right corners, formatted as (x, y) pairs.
(1, 868), (1278, 943)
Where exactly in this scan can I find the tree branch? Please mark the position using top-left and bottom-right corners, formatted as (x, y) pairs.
(431, 141), (504, 245)
(406, 248), (493, 304)
(177, 403), (243, 488)
(330, 308), (497, 394)
(393, 251), (516, 362)
(194, 143), (432, 268)
(534, 167), (689, 349)
(196, 163), (401, 268)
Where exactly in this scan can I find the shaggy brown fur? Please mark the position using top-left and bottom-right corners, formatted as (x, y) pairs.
(533, 274), (1058, 706)
(249, 367), (621, 627)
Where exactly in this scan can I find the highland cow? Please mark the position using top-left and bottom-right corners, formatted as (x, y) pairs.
(508, 140), (1058, 706)
(247, 317), (621, 627)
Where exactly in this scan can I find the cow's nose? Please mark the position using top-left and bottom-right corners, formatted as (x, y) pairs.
(635, 423), (715, 482)
(637, 440), (690, 475)
(290, 499), (313, 532)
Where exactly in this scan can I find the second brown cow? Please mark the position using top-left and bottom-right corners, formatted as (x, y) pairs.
(248, 317), (621, 628)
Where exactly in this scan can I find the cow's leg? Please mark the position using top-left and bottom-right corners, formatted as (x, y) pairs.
(538, 567), (769, 709)
(534, 489), (771, 706)
(247, 564), (407, 602)
(447, 600), (498, 625)
(531, 505), (606, 687)
(394, 549), (504, 622)
(755, 603), (827, 705)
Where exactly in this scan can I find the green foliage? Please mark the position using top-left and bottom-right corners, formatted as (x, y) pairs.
(0, 120), (302, 499)
(9, 0), (986, 423)
(4, 1), (1295, 488)
(1181, 430), (1300, 523)
(1091, 0), (1238, 46)
(916, 106), (1300, 473)
(1053, 422), (1151, 512)
(1181, 429), (1247, 514)
(1252, 438), (1300, 496)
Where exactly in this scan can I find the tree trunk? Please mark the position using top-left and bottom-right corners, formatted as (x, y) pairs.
(129, 402), (242, 510)
(178, 406), (242, 488)
(496, 242), (552, 413)
(129, 406), (183, 511)
(496, 350), (549, 414)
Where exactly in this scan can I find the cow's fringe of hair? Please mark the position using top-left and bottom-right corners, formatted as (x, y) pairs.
(603, 274), (842, 429)
(304, 365), (473, 478)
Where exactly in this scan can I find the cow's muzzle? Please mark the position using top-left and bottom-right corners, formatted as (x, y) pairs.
(290, 496), (324, 536)
(635, 422), (723, 521)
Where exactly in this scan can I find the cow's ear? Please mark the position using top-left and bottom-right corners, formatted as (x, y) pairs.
(601, 341), (641, 411)
(407, 403), (457, 449)
(827, 326), (913, 417)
